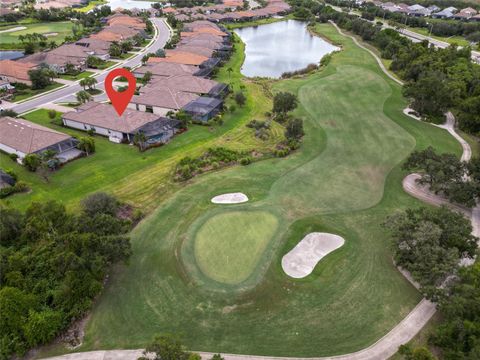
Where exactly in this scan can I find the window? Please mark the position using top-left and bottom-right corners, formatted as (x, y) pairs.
(146, 106), (153, 113)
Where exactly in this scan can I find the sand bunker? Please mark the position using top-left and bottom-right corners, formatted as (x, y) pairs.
(44, 32), (59, 37)
(211, 192), (248, 204)
(282, 232), (345, 278)
(0, 26), (27, 33)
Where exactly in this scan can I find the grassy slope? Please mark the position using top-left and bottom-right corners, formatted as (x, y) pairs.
(1, 35), (282, 212)
(53, 22), (464, 358)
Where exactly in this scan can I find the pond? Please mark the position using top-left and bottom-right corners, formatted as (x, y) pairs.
(0, 50), (24, 60)
(234, 20), (339, 78)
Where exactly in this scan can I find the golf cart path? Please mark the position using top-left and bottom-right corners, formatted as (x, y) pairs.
(39, 23), (474, 360)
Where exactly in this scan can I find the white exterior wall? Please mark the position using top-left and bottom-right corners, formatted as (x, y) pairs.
(63, 119), (124, 142)
(153, 106), (170, 116)
(0, 143), (26, 159)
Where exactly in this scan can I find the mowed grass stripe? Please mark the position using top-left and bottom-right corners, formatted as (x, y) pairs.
(36, 23), (463, 359)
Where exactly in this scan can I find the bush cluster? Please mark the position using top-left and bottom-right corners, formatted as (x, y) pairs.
(175, 147), (252, 181)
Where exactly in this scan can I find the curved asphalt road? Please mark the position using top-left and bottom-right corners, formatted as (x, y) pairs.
(11, 17), (171, 114)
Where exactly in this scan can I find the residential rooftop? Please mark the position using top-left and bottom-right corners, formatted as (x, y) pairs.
(63, 102), (161, 133)
(0, 116), (72, 154)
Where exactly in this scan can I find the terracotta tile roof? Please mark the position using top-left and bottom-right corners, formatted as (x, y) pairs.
(175, 45), (214, 57)
(0, 60), (37, 82)
(131, 88), (198, 110)
(21, 50), (85, 67)
(180, 38), (225, 49)
(0, 116), (71, 154)
(162, 7), (176, 13)
(75, 37), (111, 54)
(107, 15), (146, 29)
(223, 0), (243, 6)
(63, 102), (161, 133)
(133, 62), (198, 77)
(91, 24), (141, 42)
(147, 50), (209, 66)
(180, 32), (224, 43)
(143, 74), (221, 94)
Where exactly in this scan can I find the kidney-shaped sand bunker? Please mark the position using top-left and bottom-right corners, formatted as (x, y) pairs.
(282, 232), (345, 278)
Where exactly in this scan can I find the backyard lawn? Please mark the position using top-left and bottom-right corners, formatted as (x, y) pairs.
(11, 82), (64, 102)
(58, 71), (95, 81)
(0, 21), (79, 48)
(33, 22), (464, 359)
(1, 35), (282, 212)
(75, 0), (106, 13)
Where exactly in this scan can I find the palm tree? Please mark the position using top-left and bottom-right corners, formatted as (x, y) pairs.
(133, 132), (147, 151)
(49, 41), (57, 50)
(79, 78), (88, 90)
(76, 90), (92, 104)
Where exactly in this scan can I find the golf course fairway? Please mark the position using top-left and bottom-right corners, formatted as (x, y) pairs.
(74, 23), (463, 357)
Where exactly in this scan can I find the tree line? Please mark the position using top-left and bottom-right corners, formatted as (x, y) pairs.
(0, 193), (132, 359)
(311, 4), (480, 135)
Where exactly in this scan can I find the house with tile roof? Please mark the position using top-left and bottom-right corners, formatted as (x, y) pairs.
(143, 74), (228, 98)
(147, 50), (210, 66)
(0, 116), (79, 161)
(132, 62), (199, 79)
(63, 102), (179, 144)
(128, 88), (199, 116)
(0, 60), (38, 86)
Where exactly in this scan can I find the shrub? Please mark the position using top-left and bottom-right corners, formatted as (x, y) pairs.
(47, 110), (57, 120)
(234, 92), (246, 106)
(9, 153), (18, 162)
(77, 136), (95, 155)
(274, 149), (290, 158)
(81, 192), (118, 217)
(23, 154), (41, 172)
(240, 157), (252, 165)
(229, 104), (236, 112)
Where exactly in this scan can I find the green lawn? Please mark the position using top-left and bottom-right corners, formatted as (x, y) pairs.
(1, 35), (280, 212)
(75, 0), (106, 13)
(58, 71), (94, 81)
(11, 82), (63, 102)
(0, 21), (78, 48)
(29, 22), (464, 359)
(193, 211), (280, 285)
(95, 60), (118, 70)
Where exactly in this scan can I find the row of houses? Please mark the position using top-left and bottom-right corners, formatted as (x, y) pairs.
(0, 14), (147, 86)
(34, 0), (87, 10)
(0, 1), (270, 166)
(163, 0), (291, 23)
(0, 19), (233, 164)
(370, 1), (480, 21)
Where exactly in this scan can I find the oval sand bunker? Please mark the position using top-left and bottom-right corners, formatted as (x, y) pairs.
(282, 232), (345, 278)
(211, 192), (248, 204)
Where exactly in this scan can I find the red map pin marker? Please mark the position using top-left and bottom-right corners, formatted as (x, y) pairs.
(105, 68), (136, 116)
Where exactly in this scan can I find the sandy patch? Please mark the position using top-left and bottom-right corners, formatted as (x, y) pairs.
(0, 26), (27, 33)
(282, 232), (345, 278)
(211, 192), (248, 204)
(44, 32), (59, 37)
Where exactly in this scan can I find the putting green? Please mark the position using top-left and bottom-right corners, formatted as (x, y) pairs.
(70, 23), (463, 358)
(194, 211), (279, 284)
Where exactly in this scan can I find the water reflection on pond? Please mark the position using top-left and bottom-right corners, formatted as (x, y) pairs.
(234, 20), (339, 78)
